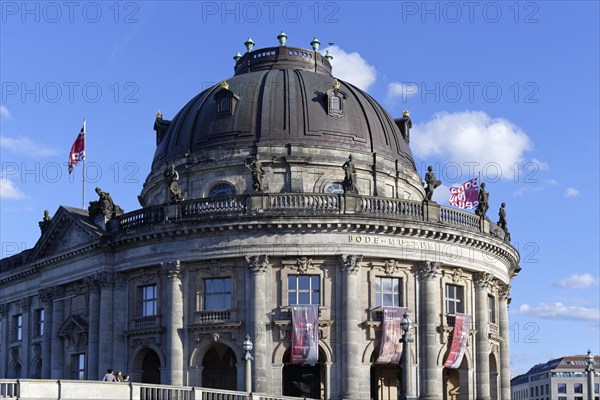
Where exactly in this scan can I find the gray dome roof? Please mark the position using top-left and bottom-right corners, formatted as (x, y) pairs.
(152, 45), (415, 170)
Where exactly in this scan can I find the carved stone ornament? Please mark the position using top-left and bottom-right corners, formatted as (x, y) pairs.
(20, 297), (32, 311)
(83, 274), (102, 292)
(339, 254), (363, 275)
(449, 267), (465, 283)
(383, 259), (400, 276)
(208, 260), (222, 276)
(498, 284), (511, 301)
(163, 260), (183, 280)
(474, 272), (493, 290)
(246, 255), (270, 274)
(0, 304), (8, 317)
(417, 261), (440, 280)
(296, 257), (313, 274)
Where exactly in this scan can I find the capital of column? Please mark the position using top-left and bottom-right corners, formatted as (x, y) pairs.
(20, 297), (32, 311)
(0, 303), (8, 317)
(83, 274), (102, 293)
(417, 260), (441, 281)
(498, 283), (511, 301)
(162, 260), (183, 280)
(246, 255), (271, 274)
(339, 254), (363, 275)
(474, 272), (493, 290)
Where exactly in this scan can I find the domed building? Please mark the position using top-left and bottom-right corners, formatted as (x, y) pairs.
(0, 36), (519, 400)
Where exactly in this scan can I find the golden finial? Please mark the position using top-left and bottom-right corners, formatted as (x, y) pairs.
(403, 109), (410, 117)
(156, 110), (163, 119)
(220, 81), (230, 90)
(332, 79), (341, 90)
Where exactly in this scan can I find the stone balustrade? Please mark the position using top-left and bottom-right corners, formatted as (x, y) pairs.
(113, 194), (506, 241)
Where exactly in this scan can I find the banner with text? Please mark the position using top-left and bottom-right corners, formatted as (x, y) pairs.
(443, 313), (472, 369)
(449, 177), (479, 209)
(377, 306), (408, 364)
(291, 305), (319, 365)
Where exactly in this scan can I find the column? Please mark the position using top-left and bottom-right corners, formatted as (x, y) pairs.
(112, 274), (128, 373)
(0, 304), (8, 378)
(339, 255), (363, 400)
(50, 287), (65, 379)
(84, 275), (101, 380)
(38, 289), (54, 378)
(474, 272), (492, 400)
(163, 260), (184, 385)
(98, 273), (114, 374)
(245, 255), (270, 394)
(20, 298), (32, 377)
(417, 261), (441, 400)
(498, 284), (511, 400)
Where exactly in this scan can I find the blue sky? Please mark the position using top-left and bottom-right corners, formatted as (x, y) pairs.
(1, 1), (598, 376)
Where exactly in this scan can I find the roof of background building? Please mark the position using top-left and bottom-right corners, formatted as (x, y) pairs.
(511, 355), (600, 385)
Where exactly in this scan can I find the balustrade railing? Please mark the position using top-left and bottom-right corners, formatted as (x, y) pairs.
(183, 197), (247, 217)
(197, 310), (232, 323)
(439, 207), (480, 229)
(359, 197), (424, 220)
(118, 206), (165, 230)
(268, 193), (340, 212)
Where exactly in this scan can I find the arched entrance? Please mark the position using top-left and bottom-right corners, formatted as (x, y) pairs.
(282, 347), (325, 399)
(201, 344), (237, 390)
(141, 349), (161, 384)
(442, 356), (470, 400)
(489, 353), (498, 400)
(370, 347), (401, 400)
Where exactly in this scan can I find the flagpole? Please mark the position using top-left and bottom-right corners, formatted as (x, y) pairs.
(82, 118), (86, 210)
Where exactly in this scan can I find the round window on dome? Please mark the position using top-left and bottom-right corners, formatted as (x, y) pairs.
(207, 182), (236, 197)
(324, 183), (344, 194)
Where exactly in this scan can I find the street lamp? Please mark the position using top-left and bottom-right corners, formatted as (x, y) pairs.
(400, 312), (416, 400)
(243, 334), (254, 393)
(585, 349), (595, 400)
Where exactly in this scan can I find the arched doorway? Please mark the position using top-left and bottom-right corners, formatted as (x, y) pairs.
(141, 349), (161, 384)
(201, 344), (237, 390)
(370, 347), (401, 400)
(489, 353), (498, 400)
(282, 347), (325, 399)
(442, 355), (470, 400)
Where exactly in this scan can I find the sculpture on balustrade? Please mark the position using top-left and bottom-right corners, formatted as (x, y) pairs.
(88, 187), (124, 220)
(38, 210), (52, 233)
(497, 202), (511, 242)
(475, 182), (489, 218)
(342, 154), (357, 194)
(245, 154), (265, 192)
(423, 165), (442, 201)
(165, 164), (182, 203)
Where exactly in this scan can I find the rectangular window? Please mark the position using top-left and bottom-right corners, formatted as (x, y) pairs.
(36, 308), (45, 336)
(575, 397), (584, 400)
(558, 397), (567, 400)
(530, 387), (534, 397)
(204, 278), (232, 310)
(73, 353), (85, 380)
(140, 285), (157, 317)
(445, 284), (464, 314)
(545, 384), (549, 396)
(535, 386), (538, 396)
(595, 383), (599, 393)
(375, 277), (402, 307)
(331, 96), (341, 110)
(288, 275), (320, 305)
(14, 314), (22, 341)
(488, 295), (496, 323)
(574, 383), (583, 393)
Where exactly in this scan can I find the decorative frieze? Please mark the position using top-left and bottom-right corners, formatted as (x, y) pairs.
(245, 255), (270, 274)
(417, 261), (440, 280)
(339, 254), (362, 275)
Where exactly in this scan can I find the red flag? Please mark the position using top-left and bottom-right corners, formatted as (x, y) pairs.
(68, 122), (85, 174)
(449, 177), (479, 209)
(443, 314), (472, 368)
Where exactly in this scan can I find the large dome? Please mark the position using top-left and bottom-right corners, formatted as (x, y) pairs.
(151, 45), (415, 170)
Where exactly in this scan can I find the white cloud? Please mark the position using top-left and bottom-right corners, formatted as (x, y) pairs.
(0, 177), (27, 200)
(0, 105), (10, 119)
(412, 111), (532, 179)
(517, 302), (599, 321)
(386, 82), (419, 102)
(554, 274), (600, 289)
(564, 187), (581, 197)
(531, 158), (549, 171)
(0, 136), (58, 157)
(324, 45), (376, 91)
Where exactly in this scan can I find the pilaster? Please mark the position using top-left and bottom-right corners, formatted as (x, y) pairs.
(474, 272), (492, 400)
(163, 260), (184, 385)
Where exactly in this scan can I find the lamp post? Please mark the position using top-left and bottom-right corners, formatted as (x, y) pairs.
(585, 349), (595, 400)
(400, 312), (416, 400)
(243, 334), (254, 393)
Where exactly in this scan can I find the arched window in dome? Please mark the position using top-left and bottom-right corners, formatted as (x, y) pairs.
(324, 183), (344, 194)
(213, 81), (239, 119)
(326, 81), (346, 118)
(207, 182), (236, 197)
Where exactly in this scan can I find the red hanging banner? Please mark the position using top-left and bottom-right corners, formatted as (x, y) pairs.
(443, 314), (472, 368)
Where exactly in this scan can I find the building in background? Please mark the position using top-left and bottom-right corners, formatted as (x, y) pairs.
(511, 355), (600, 400)
(0, 35), (520, 400)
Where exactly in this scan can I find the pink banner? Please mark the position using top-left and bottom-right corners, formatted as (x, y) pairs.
(443, 314), (472, 369)
(377, 307), (407, 364)
(291, 305), (319, 365)
(449, 177), (479, 209)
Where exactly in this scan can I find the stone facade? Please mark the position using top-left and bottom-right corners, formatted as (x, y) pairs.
(0, 40), (520, 400)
